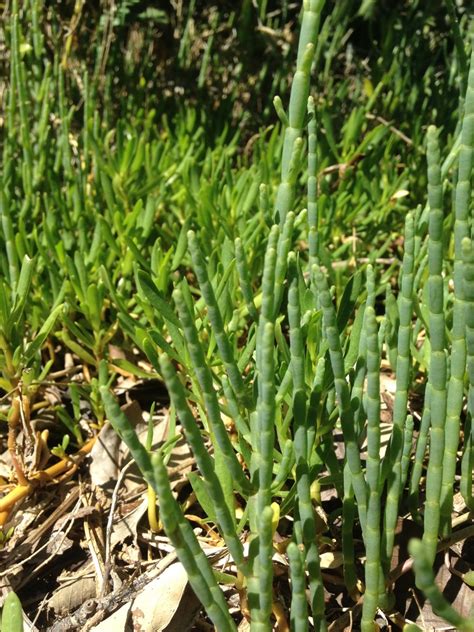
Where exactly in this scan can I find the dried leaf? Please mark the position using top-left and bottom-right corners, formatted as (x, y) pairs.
(89, 423), (122, 488)
(320, 551), (344, 569)
(90, 563), (196, 632)
(48, 576), (97, 616)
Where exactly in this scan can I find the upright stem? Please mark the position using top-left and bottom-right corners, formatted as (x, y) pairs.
(422, 126), (447, 565)
(276, 0), (326, 224)
(382, 213), (415, 573)
(439, 48), (474, 535)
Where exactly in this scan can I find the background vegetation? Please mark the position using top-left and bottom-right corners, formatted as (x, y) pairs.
(0, 1), (473, 630)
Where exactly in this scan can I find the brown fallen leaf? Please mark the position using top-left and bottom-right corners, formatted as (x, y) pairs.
(89, 424), (122, 489)
(320, 551), (344, 570)
(89, 562), (199, 632)
(403, 551), (474, 629)
(48, 575), (97, 617)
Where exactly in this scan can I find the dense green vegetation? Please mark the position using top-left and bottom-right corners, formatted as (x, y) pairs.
(0, 1), (473, 630)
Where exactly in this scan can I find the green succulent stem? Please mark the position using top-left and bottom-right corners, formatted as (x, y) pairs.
(422, 125), (447, 565)
(439, 47), (474, 536)
(276, 0), (326, 224)
(409, 539), (474, 632)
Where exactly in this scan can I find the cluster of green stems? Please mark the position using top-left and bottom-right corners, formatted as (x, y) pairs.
(99, 6), (474, 631)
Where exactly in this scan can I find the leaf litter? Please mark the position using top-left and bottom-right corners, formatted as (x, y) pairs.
(0, 339), (472, 632)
